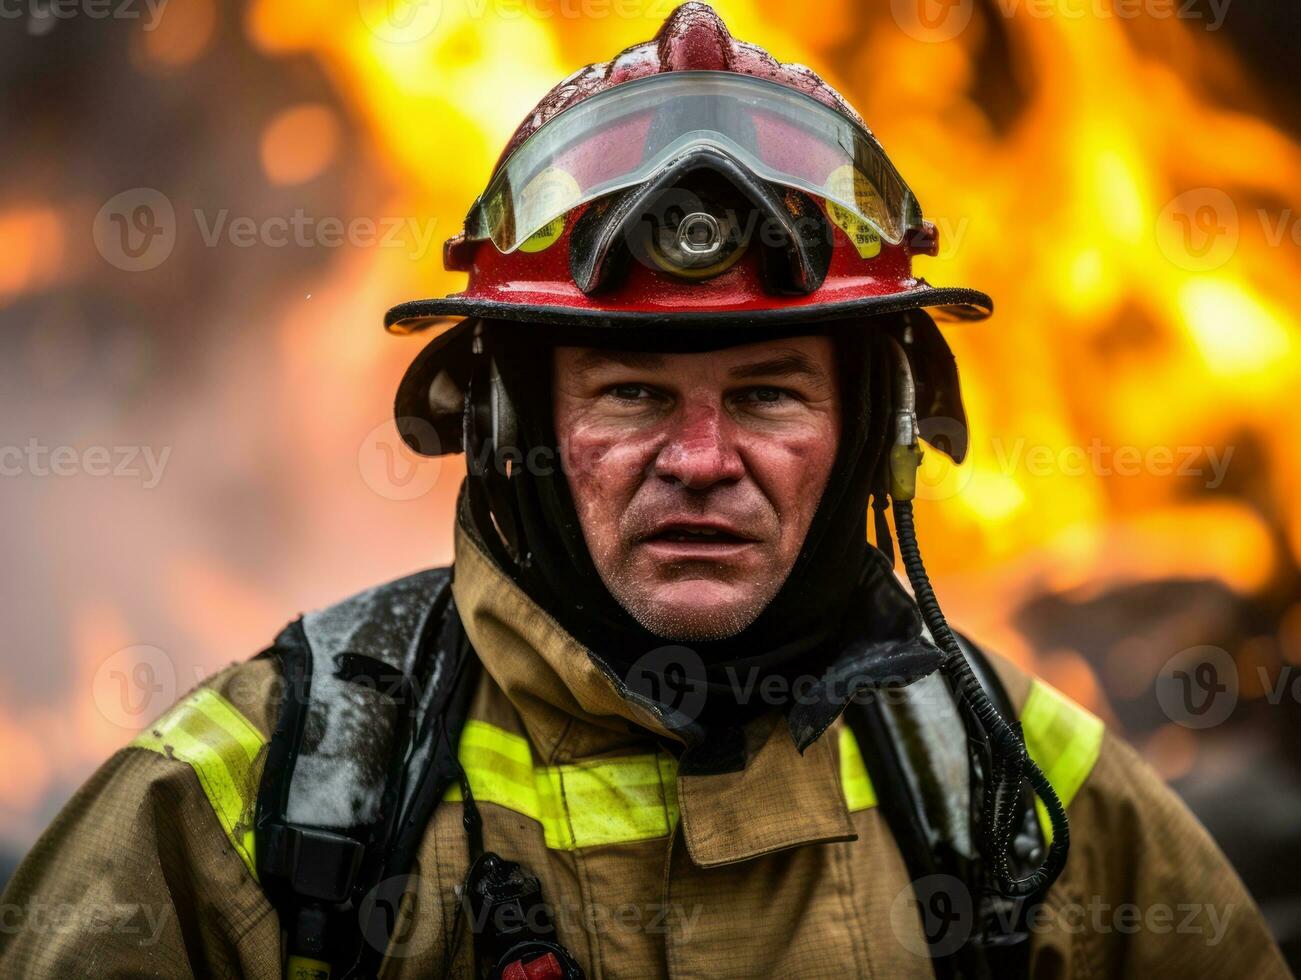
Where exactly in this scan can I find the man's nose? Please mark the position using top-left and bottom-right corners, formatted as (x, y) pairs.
(651, 402), (745, 490)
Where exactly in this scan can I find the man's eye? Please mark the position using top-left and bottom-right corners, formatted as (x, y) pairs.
(609, 384), (652, 401)
(740, 386), (790, 406)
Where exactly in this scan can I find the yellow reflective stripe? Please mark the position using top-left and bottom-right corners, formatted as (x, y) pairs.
(450, 719), (541, 822)
(449, 720), (877, 850)
(442, 686), (1100, 852)
(838, 726), (877, 812)
(132, 688), (265, 877)
(1020, 679), (1105, 844)
(447, 720), (679, 850)
(544, 754), (679, 850)
(459, 716), (534, 771)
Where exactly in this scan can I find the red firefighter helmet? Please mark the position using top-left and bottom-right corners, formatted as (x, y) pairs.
(390, 2), (985, 459)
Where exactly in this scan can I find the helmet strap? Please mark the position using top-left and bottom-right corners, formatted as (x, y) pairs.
(464, 325), (525, 566)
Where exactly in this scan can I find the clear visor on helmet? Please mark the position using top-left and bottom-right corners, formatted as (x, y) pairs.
(466, 71), (922, 253)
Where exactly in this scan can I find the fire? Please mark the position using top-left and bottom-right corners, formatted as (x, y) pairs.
(237, 0), (1300, 706)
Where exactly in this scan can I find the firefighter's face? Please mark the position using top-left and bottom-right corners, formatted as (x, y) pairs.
(553, 336), (841, 642)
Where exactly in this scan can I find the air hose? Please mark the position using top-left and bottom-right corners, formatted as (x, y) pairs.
(892, 498), (1069, 897)
(886, 336), (1069, 899)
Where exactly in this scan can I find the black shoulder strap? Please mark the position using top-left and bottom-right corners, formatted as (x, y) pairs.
(845, 633), (1044, 980)
(254, 568), (479, 980)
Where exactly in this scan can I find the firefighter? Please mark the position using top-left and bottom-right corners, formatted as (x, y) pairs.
(0, 4), (1290, 979)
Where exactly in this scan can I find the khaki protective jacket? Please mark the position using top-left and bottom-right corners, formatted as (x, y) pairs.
(1, 521), (1291, 979)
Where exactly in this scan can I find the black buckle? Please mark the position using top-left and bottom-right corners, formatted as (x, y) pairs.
(263, 823), (365, 904)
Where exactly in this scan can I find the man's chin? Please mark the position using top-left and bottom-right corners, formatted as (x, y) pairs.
(619, 581), (768, 643)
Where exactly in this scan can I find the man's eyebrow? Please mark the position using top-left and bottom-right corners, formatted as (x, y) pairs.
(727, 352), (828, 384)
(571, 350), (668, 373)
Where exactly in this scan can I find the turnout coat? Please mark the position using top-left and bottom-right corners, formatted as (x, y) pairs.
(0, 519), (1290, 978)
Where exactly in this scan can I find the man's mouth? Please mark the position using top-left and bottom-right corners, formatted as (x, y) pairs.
(637, 521), (760, 555)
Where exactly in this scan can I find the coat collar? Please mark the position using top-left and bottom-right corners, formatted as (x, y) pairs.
(452, 518), (674, 763)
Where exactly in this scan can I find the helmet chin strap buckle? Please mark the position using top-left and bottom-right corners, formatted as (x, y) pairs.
(887, 333), (923, 503)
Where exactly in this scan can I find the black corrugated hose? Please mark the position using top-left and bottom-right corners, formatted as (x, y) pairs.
(893, 497), (1071, 899)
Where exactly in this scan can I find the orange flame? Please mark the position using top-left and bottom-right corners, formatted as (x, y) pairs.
(238, 0), (1300, 710)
